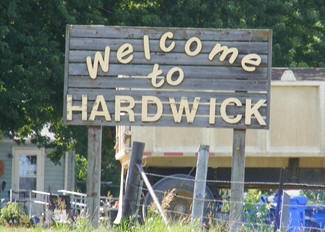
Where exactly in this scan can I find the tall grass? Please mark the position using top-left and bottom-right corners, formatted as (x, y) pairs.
(112, 214), (230, 232)
(0, 215), (275, 232)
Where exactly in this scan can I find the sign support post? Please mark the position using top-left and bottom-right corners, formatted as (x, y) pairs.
(87, 126), (102, 228)
(229, 128), (246, 232)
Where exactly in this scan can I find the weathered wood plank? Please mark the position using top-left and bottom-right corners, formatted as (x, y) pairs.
(69, 50), (268, 67)
(69, 26), (271, 41)
(68, 63), (268, 79)
(70, 38), (268, 54)
(65, 114), (267, 129)
(68, 77), (268, 91)
(68, 88), (268, 102)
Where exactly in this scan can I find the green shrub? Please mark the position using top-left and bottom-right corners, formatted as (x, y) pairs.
(242, 189), (272, 232)
(0, 202), (23, 226)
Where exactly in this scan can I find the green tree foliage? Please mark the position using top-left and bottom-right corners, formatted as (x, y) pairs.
(75, 153), (87, 193)
(302, 190), (325, 204)
(0, 0), (122, 190)
(101, 127), (121, 196)
(74, 127), (121, 195)
(0, 0), (110, 145)
(114, 0), (325, 67)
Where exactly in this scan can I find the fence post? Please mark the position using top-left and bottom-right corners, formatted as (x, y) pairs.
(191, 145), (209, 228)
(87, 126), (102, 228)
(274, 168), (285, 232)
(229, 129), (246, 232)
(122, 141), (145, 219)
(29, 191), (32, 218)
(280, 192), (290, 232)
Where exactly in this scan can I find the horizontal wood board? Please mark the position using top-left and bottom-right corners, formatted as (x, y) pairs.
(64, 25), (272, 129)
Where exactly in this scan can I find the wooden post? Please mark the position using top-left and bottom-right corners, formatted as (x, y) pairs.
(122, 141), (145, 218)
(191, 145), (209, 228)
(87, 126), (102, 228)
(229, 129), (246, 232)
(136, 180), (144, 212)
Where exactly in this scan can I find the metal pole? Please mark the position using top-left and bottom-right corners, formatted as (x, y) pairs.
(191, 145), (209, 228)
(229, 129), (246, 232)
(274, 168), (285, 232)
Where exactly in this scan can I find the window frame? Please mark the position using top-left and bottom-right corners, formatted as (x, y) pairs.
(12, 146), (45, 194)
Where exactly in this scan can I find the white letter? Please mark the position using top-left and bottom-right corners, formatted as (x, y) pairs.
(142, 96), (163, 122)
(169, 97), (200, 123)
(117, 43), (134, 64)
(66, 95), (87, 121)
(160, 32), (175, 52)
(115, 96), (135, 122)
(241, 54), (261, 72)
(245, 99), (266, 125)
(143, 35), (151, 60)
(209, 98), (216, 124)
(89, 95), (111, 121)
(220, 98), (242, 124)
(147, 64), (165, 88)
(86, 46), (110, 79)
(208, 43), (238, 64)
(185, 37), (202, 57)
(166, 67), (184, 86)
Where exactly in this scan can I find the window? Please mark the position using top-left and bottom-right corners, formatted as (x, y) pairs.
(12, 147), (44, 196)
(19, 155), (37, 190)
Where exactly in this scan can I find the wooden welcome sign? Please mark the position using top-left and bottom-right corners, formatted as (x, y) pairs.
(63, 26), (272, 129)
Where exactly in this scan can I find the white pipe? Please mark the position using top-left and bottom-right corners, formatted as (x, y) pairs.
(57, 189), (87, 197)
(32, 190), (51, 196)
